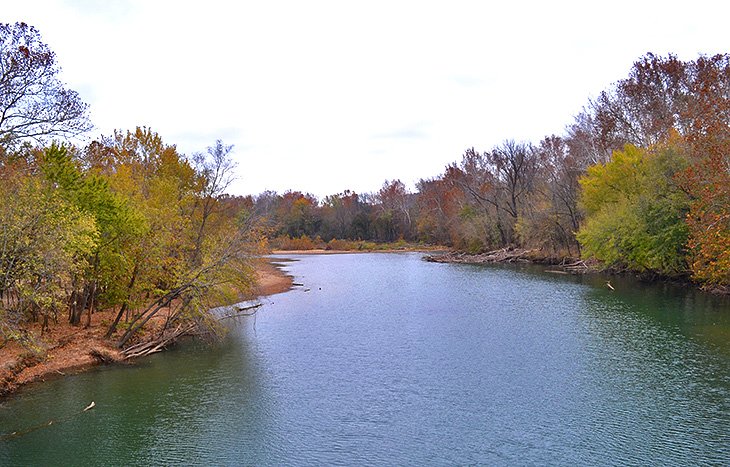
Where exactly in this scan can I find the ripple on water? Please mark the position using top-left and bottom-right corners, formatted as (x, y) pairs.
(1, 253), (729, 465)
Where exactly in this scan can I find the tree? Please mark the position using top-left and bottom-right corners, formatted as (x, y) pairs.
(575, 53), (730, 161)
(577, 142), (691, 276)
(191, 140), (237, 265)
(416, 176), (462, 246)
(321, 190), (363, 240)
(486, 140), (539, 225)
(516, 135), (582, 255)
(0, 166), (97, 338)
(681, 148), (730, 288)
(0, 22), (91, 149)
(41, 144), (146, 326)
(83, 128), (198, 336)
(375, 180), (414, 241)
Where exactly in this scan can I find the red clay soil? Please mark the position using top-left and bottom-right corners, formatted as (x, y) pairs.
(0, 258), (293, 398)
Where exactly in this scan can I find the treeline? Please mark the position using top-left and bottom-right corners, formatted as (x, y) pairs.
(247, 53), (729, 290)
(1, 24), (264, 352)
(1, 18), (728, 358)
(1, 131), (264, 351)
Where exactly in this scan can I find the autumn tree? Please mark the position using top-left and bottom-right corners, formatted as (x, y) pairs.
(374, 180), (415, 242)
(0, 170), (97, 338)
(273, 191), (321, 239)
(41, 144), (146, 326)
(442, 148), (504, 249)
(416, 176), (463, 246)
(0, 22), (91, 149)
(321, 190), (366, 240)
(577, 141), (691, 276)
(527, 135), (582, 255)
(190, 140), (237, 265)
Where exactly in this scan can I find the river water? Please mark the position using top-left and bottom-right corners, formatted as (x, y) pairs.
(1, 253), (729, 465)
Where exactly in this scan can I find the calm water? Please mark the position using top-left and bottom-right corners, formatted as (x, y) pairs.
(1, 253), (729, 465)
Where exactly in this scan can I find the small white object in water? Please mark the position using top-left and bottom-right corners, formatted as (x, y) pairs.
(84, 401), (96, 412)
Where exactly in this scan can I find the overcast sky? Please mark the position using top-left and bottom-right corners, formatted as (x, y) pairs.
(5, 1), (728, 198)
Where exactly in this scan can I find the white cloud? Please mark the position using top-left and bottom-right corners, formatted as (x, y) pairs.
(4, 0), (728, 197)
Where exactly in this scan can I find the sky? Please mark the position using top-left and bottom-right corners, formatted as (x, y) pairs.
(4, 0), (729, 198)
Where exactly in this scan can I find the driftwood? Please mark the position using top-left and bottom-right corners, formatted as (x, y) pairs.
(89, 347), (120, 364)
(1, 401), (98, 440)
(424, 248), (537, 264)
(563, 260), (591, 273)
(236, 303), (262, 312)
(424, 249), (597, 275)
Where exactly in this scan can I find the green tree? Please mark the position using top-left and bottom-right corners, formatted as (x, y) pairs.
(41, 144), (146, 325)
(577, 142), (690, 275)
(0, 169), (97, 342)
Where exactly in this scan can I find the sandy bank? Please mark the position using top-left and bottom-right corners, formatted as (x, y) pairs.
(252, 258), (294, 296)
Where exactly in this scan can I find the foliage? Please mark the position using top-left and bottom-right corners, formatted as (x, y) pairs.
(271, 235), (326, 251)
(5, 30), (730, 359)
(577, 143), (690, 275)
(0, 171), (97, 334)
(682, 152), (730, 287)
(41, 143), (148, 323)
(0, 22), (91, 148)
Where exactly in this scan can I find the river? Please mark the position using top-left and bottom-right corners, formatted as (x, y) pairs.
(1, 252), (729, 465)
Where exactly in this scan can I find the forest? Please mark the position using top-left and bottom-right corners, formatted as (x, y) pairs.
(247, 54), (729, 291)
(1, 21), (728, 356)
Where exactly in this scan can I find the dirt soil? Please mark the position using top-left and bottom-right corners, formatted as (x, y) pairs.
(0, 258), (293, 398)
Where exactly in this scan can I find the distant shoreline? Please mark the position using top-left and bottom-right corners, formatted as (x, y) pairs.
(271, 247), (448, 256)
(425, 249), (729, 295)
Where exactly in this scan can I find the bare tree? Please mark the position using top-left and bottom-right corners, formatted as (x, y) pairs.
(0, 22), (91, 148)
(191, 140), (236, 265)
(486, 140), (538, 223)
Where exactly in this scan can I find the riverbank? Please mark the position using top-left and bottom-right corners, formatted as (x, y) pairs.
(271, 245), (449, 256)
(424, 248), (584, 268)
(0, 258), (293, 398)
(425, 248), (730, 294)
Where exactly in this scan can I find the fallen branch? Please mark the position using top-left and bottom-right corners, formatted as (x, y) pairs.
(0, 401), (97, 440)
(121, 323), (196, 359)
(213, 303), (263, 322)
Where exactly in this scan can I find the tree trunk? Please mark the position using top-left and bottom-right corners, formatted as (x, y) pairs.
(70, 285), (89, 326)
(84, 282), (96, 328)
(105, 264), (138, 338)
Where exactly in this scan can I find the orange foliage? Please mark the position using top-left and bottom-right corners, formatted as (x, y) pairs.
(682, 153), (730, 288)
(272, 235), (325, 251)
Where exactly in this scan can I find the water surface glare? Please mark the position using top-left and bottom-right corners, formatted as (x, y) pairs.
(1, 253), (729, 465)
